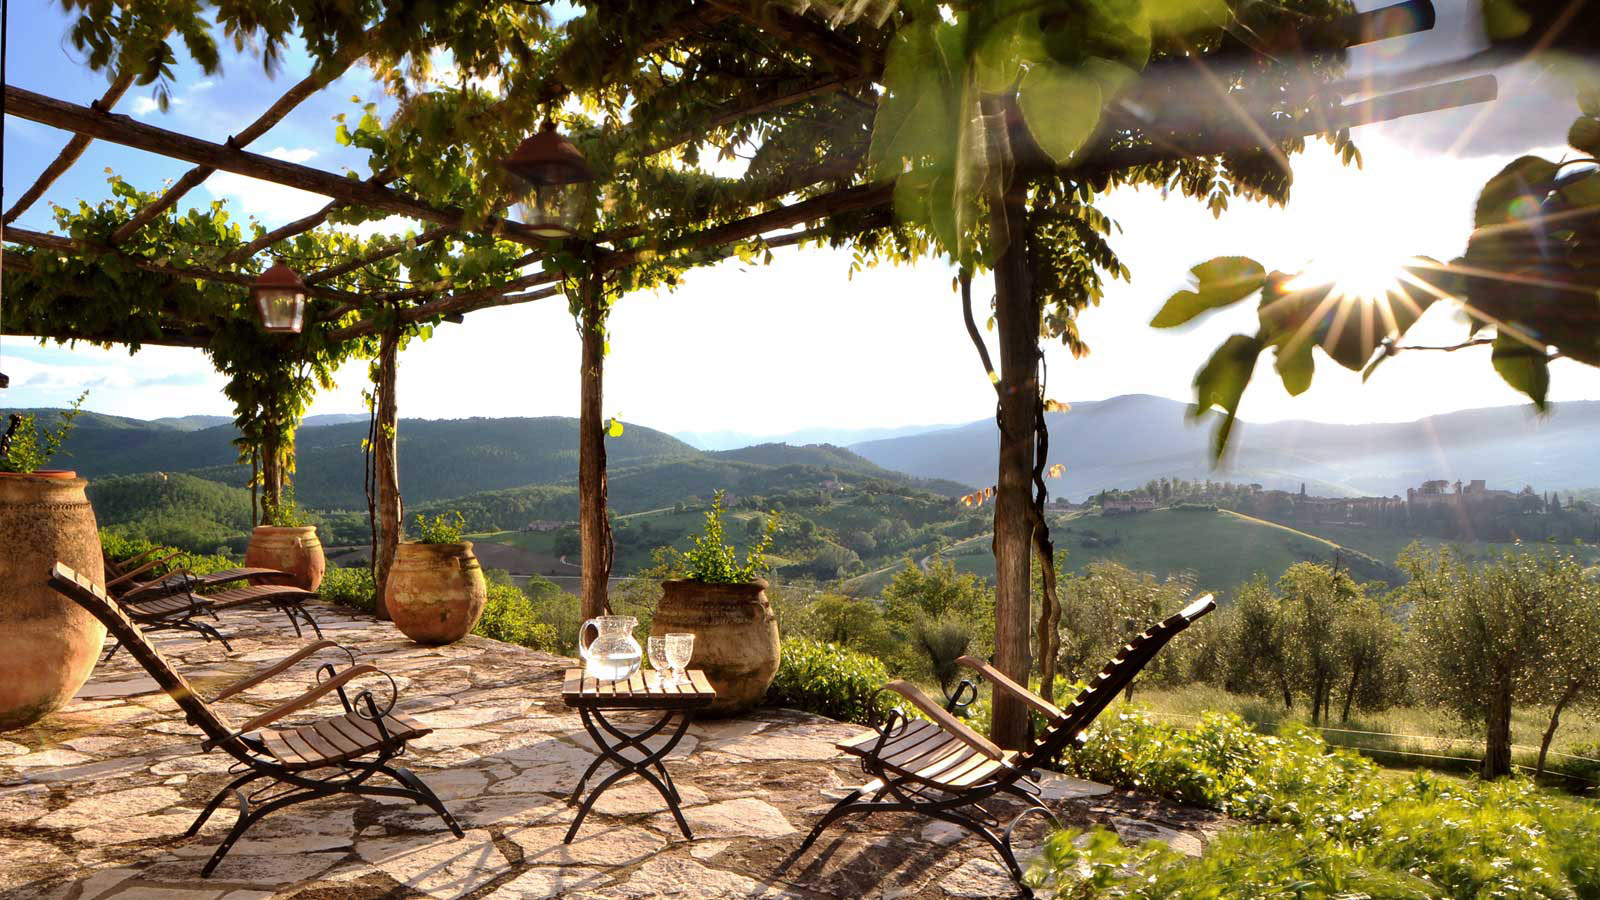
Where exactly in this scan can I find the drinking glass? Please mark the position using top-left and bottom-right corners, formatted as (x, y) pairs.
(664, 633), (695, 687)
(647, 636), (670, 684)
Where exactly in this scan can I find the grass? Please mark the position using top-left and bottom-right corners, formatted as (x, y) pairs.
(1113, 682), (1600, 786)
(943, 507), (1364, 600)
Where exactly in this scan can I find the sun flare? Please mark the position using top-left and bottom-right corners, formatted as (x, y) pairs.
(1285, 249), (1417, 303)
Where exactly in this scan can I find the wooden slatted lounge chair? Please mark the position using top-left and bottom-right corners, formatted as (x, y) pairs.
(47, 562), (464, 876)
(798, 594), (1216, 899)
(108, 580), (325, 656)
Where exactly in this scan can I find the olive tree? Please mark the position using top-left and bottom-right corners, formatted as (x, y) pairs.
(1403, 546), (1573, 779)
(1533, 564), (1600, 779)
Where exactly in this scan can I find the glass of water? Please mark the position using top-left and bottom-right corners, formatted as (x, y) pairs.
(664, 633), (695, 687)
(647, 636), (671, 684)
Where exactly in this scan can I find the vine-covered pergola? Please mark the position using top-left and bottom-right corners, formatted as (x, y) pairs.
(4, 0), (1518, 747)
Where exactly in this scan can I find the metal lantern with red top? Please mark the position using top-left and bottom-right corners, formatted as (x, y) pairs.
(500, 120), (594, 239)
(251, 260), (308, 333)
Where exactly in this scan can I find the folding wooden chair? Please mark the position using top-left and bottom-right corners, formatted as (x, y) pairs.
(799, 594), (1216, 898)
(48, 562), (464, 876)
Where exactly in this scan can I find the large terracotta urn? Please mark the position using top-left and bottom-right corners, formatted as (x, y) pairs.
(652, 579), (780, 717)
(0, 471), (107, 731)
(245, 525), (325, 591)
(384, 542), (488, 645)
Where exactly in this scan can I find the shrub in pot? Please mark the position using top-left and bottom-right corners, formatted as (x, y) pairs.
(386, 512), (487, 645)
(651, 491), (781, 716)
(0, 394), (107, 731)
(244, 486), (325, 590)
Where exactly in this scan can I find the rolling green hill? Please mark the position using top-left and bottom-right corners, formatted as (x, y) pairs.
(937, 507), (1403, 600)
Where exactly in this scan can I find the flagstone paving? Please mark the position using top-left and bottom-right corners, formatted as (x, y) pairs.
(0, 601), (1227, 899)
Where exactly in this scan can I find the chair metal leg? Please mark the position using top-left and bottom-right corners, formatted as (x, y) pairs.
(188, 771), (262, 837)
(798, 788), (864, 852)
(377, 763), (465, 838)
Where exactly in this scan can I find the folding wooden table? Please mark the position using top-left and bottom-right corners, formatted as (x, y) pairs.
(560, 668), (715, 842)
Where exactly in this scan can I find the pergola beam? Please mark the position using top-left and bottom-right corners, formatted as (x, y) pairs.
(3, 225), (364, 304)
(3, 84), (547, 245)
(3, 70), (139, 225)
(108, 32), (378, 246)
(305, 225), (454, 285)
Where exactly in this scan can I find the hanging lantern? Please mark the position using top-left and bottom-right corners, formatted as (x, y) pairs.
(500, 120), (594, 239)
(251, 260), (307, 333)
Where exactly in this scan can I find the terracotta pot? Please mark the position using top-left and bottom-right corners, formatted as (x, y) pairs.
(244, 525), (325, 591)
(384, 542), (487, 645)
(0, 472), (107, 731)
(652, 579), (780, 717)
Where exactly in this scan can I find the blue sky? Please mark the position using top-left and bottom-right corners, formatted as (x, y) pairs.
(5, 2), (1600, 436)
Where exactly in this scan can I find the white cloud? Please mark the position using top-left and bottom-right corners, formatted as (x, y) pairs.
(131, 97), (160, 116)
(264, 146), (319, 164)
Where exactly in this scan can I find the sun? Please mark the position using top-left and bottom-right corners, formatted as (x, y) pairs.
(1285, 247), (1417, 304)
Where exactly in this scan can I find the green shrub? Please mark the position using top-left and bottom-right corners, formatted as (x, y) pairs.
(473, 582), (560, 653)
(1551, 741), (1600, 788)
(99, 531), (238, 582)
(766, 637), (894, 725)
(1035, 710), (1600, 899)
(319, 565), (377, 613)
(414, 511), (465, 544)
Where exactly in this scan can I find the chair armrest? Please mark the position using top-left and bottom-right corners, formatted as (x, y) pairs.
(107, 551), (181, 589)
(119, 568), (196, 603)
(205, 663), (384, 750)
(883, 680), (1005, 761)
(956, 656), (1065, 721)
(211, 639), (345, 702)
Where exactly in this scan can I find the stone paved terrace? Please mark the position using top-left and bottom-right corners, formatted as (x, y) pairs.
(0, 600), (1226, 900)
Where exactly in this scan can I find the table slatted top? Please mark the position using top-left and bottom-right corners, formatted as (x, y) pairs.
(561, 668), (716, 709)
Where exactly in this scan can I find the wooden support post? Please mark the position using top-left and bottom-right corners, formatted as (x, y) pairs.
(989, 176), (1038, 751)
(373, 326), (402, 620)
(577, 267), (613, 620)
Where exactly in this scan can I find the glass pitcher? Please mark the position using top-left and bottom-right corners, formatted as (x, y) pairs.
(579, 615), (642, 682)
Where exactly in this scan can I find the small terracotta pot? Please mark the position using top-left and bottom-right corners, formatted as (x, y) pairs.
(651, 579), (780, 717)
(385, 541), (488, 645)
(245, 525), (326, 591)
(0, 472), (106, 732)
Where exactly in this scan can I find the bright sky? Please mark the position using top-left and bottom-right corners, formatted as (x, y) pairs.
(5, 3), (1600, 438)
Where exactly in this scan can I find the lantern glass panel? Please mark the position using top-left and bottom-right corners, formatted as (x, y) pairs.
(515, 182), (585, 238)
(254, 288), (305, 333)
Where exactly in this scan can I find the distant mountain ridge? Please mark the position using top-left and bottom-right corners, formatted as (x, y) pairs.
(848, 394), (1600, 497)
(674, 422), (960, 451)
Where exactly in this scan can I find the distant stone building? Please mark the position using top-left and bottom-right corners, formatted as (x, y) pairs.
(1103, 496), (1156, 514)
(520, 520), (567, 533)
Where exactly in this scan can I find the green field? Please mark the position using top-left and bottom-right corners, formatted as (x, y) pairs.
(943, 507), (1372, 599)
(1284, 520), (1600, 569)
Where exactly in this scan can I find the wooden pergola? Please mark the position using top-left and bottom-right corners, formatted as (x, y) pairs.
(1, 0), (1496, 747)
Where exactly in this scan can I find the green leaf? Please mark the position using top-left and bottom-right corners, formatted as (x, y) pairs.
(1274, 336), (1315, 396)
(1017, 64), (1102, 164)
(1491, 332), (1550, 409)
(1150, 257), (1266, 327)
(1144, 0), (1230, 36)
(1474, 156), (1558, 228)
(1191, 334), (1263, 460)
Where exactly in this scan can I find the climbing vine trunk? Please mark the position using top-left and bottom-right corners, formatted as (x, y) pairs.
(578, 270), (613, 620)
(373, 326), (401, 621)
(259, 432), (284, 523)
(990, 176), (1037, 752)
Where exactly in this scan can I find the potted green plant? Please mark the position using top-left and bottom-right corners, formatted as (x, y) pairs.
(0, 392), (108, 732)
(651, 490), (781, 716)
(244, 484), (326, 591)
(385, 511), (488, 645)
(0, 391), (87, 479)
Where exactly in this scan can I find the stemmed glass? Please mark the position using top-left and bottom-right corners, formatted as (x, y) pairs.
(647, 636), (671, 685)
(664, 633), (695, 687)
